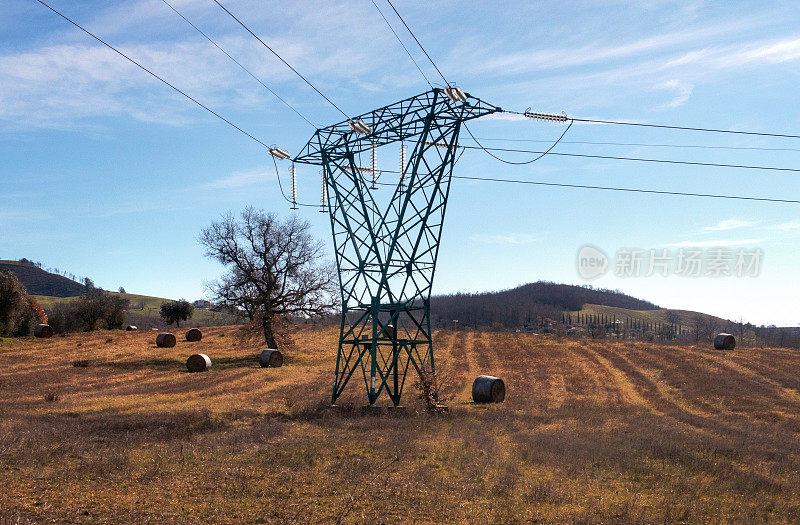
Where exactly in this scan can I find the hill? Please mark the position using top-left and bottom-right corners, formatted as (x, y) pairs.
(2, 259), (746, 336)
(0, 259), (86, 297)
(1, 327), (799, 521)
(430, 281), (659, 328)
(2, 259), (239, 328)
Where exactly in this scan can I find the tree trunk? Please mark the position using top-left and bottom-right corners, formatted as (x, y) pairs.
(262, 316), (278, 349)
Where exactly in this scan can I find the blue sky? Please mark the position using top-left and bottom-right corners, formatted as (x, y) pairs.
(3, 1), (800, 325)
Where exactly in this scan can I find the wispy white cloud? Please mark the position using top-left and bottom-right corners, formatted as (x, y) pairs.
(470, 232), (540, 245)
(662, 36), (800, 71)
(0, 208), (51, 224)
(458, 21), (759, 77)
(0, 0), (398, 130)
(201, 168), (274, 190)
(667, 238), (762, 248)
(703, 219), (753, 232)
(93, 200), (194, 217)
(656, 79), (693, 108)
(4, 0), (799, 139)
(770, 221), (800, 231)
(469, 26), (800, 116)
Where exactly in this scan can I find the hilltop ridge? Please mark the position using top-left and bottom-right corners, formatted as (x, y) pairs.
(0, 259), (87, 297)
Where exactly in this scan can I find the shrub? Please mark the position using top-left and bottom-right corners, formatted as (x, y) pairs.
(0, 270), (37, 336)
(47, 290), (130, 333)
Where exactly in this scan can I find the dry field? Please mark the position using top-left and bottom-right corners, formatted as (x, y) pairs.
(1, 327), (800, 523)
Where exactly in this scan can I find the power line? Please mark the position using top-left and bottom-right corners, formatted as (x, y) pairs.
(452, 175), (800, 205)
(467, 136), (800, 153)
(369, 0), (432, 87)
(40, 0), (794, 208)
(36, 0), (310, 208)
(385, 0), (449, 86)
(34, 0), (273, 151)
(507, 110), (800, 140)
(460, 144), (800, 173)
(572, 116), (800, 140)
(212, 0), (350, 120)
(160, 0), (317, 128)
(464, 120), (574, 165)
(333, 164), (798, 205)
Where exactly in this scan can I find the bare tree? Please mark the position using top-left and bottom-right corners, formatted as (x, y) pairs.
(199, 208), (335, 348)
(691, 313), (721, 344)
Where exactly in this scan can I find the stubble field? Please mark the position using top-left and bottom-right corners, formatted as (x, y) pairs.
(1, 326), (800, 523)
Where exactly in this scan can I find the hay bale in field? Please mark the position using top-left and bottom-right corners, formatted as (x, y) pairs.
(258, 349), (283, 368)
(34, 324), (53, 339)
(381, 324), (396, 340)
(186, 353), (211, 373)
(714, 333), (736, 350)
(185, 328), (202, 342)
(125, 325), (138, 331)
(155, 332), (176, 348)
(472, 375), (506, 403)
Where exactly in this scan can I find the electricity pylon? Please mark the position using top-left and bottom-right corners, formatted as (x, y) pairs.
(294, 88), (501, 405)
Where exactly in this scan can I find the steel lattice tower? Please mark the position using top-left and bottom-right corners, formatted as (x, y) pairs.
(294, 88), (500, 405)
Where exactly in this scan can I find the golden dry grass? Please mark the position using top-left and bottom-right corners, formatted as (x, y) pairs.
(2, 327), (800, 523)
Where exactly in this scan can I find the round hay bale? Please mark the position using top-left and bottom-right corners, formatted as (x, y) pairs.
(125, 325), (138, 331)
(472, 375), (506, 403)
(34, 324), (53, 339)
(381, 324), (396, 340)
(185, 328), (202, 342)
(186, 353), (211, 373)
(714, 333), (736, 350)
(258, 349), (283, 368)
(155, 332), (176, 348)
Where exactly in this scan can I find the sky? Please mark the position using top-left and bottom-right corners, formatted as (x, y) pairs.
(3, 0), (800, 326)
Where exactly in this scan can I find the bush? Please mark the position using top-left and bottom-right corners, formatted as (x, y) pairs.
(47, 290), (130, 333)
(0, 270), (37, 336)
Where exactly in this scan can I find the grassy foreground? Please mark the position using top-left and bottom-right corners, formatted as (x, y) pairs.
(1, 327), (800, 523)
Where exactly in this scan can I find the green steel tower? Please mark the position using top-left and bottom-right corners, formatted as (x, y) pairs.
(294, 88), (501, 406)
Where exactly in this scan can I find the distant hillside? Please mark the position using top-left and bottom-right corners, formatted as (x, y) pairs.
(430, 281), (659, 328)
(0, 260), (86, 297)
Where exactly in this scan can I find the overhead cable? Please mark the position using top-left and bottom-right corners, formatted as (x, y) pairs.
(452, 175), (800, 204)
(385, 0), (449, 86)
(461, 144), (800, 173)
(507, 110), (800, 140)
(35, 0), (273, 151)
(212, 0), (350, 120)
(160, 0), (317, 128)
(467, 136), (800, 153)
(369, 0), (432, 87)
